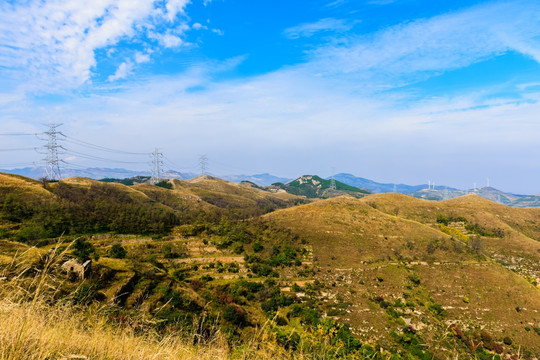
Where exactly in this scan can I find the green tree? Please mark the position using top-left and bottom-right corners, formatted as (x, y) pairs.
(72, 238), (96, 262)
(109, 243), (127, 259)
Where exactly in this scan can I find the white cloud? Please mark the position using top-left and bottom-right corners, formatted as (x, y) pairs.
(284, 18), (354, 39)
(211, 28), (224, 36)
(307, 1), (540, 89)
(192, 22), (207, 30)
(0, 0), (190, 92)
(165, 0), (189, 21)
(108, 61), (134, 81)
(134, 51), (151, 64)
(160, 33), (183, 48)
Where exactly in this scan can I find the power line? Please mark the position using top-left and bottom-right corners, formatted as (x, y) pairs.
(0, 147), (37, 152)
(64, 149), (147, 164)
(63, 136), (148, 155)
(0, 162), (38, 168)
(0, 133), (41, 136)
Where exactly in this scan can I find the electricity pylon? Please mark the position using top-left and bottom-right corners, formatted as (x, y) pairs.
(150, 148), (163, 185)
(42, 123), (65, 181)
(199, 154), (208, 175)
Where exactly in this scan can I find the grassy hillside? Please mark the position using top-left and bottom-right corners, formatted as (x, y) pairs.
(0, 173), (539, 359)
(264, 195), (540, 358)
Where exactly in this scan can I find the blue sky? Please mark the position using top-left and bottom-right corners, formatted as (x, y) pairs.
(1, 0), (540, 193)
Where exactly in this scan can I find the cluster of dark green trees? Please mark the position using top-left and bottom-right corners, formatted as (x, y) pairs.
(1, 182), (179, 243)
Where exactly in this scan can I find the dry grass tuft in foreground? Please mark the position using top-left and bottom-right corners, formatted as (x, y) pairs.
(0, 241), (296, 360)
(0, 299), (230, 360)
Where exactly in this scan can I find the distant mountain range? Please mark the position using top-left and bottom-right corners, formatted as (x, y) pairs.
(410, 186), (540, 208)
(3, 167), (540, 207)
(0, 167), (190, 181)
(330, 173), (455, 194)
(331, 173), (540, 207)
(0, 167), (289, 187)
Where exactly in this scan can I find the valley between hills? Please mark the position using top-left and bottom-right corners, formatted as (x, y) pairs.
(0, 172), (539, 359)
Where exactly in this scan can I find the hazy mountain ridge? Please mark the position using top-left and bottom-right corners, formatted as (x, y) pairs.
(4, 167), (540, 207)
(0, 167), (288, 187)
(0, 166), (196, 181)
(411, 186), (540, 207)
(333, 173), (540, 208)
(331, 172), (455, 194)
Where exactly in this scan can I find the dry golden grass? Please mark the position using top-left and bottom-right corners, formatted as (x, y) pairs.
(0, 289), (317, 360)
(0, 242), (306, 360)
(0, 299), (231, 360)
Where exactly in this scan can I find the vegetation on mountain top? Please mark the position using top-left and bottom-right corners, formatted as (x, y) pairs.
(271, 175), (369, 198)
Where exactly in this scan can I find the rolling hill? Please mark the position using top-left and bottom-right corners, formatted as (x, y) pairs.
(0, 172), (539, 359)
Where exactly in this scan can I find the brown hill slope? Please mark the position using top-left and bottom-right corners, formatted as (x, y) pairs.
(359, 193), (540, 281)
(168, 175), (307, 216)
(263, 195), (540, 358)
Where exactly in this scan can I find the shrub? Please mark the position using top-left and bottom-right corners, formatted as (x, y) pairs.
(72, 238), (96, 262)
(274, 328), (300, 350)
(15, 225), (48, 243)
(275, 315), (288, 326)
(200, 275), (213, 283)
(480, 330), (494, 350)
(252, 241), (264, 252)
(109, 243), (127, 259)
(222, 305), (246, 326)
(231, 242), (244, 254)
(172, 269), (186, 281)
(408, 273), (421, 285)
(155, 181), (173, 189)
(428, 303), (446, 318)
(436, 214), (450, 225)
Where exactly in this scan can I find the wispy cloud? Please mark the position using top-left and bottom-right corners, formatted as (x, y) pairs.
(307, 0), (540, 89)
(108, 61), (134, 81)
(284, 18), (355, 39)
(0, 0), (191, 92)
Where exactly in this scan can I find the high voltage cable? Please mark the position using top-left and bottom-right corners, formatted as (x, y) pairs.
(64, 136), (148, 155)
(0, 133), (41, 136)
(0, 147), (37, 152)
(0, 162), (37, 167)
(64, 148), (148, 164)
(163, 155), (198, 171)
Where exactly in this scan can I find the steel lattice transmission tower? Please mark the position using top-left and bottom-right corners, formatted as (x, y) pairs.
(150, 148), (164, 185)
(330, 167), (337, 190)
(42, 123), (65, 181)
(330, 178), (337, 190)
(199, 154), (208, 175)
